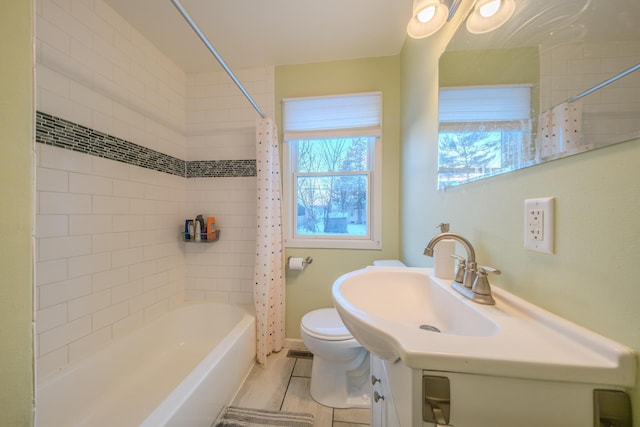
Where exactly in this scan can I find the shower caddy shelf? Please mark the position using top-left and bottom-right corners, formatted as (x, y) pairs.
(182, 228), (220, 243)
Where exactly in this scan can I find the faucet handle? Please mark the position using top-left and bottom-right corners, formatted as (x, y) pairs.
(477, 266), (501, 276)
(451, 254), (466, 283)
(473, 266), (500, 298)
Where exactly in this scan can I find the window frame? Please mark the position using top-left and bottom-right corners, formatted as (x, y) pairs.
(282, 93), (383, 250)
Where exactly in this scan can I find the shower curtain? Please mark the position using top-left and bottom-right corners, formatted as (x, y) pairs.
(254, 118), (285, 365)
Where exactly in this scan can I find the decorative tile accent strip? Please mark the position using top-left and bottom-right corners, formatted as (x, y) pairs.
(35, 111), (257, 178)
(36, 111), (185, 177)
(186, 159), (256, 178)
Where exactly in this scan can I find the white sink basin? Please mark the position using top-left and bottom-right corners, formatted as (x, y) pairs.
(332, 266), (636, 387)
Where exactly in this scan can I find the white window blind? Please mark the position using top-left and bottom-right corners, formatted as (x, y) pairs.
(439, 85), (531, 122)
(283, 92), (382, 140)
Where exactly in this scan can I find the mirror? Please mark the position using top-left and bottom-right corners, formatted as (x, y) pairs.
(438, 0), (640, 189)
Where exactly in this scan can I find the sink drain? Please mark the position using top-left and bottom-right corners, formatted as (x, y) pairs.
(419, 324), (441, 333)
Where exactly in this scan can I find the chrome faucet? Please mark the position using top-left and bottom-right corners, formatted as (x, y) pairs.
(424, 232), (477, 289)
(424, 231), (498, 305)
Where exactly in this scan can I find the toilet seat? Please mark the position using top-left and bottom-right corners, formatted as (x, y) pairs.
(301, 308), (353, 341)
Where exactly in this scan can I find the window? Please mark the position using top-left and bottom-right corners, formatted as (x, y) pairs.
(438, 85), (532, 189)
(282, 93), (382, 249)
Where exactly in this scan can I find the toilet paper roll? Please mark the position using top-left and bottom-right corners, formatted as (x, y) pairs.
(288, 257), (305, 270)
(434, 239), (455, 280)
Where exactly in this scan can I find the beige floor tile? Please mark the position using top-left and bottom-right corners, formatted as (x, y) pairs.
(281, 377), (334, 427)
(334, 407), (371, 424)
(292, 357), (313, 377)
(231, 349), (295, 411)
(333, 423), (370, 427)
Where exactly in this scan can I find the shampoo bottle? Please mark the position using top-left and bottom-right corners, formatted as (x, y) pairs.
(195, 220), (202, 242)
(434, 223), (455, 280)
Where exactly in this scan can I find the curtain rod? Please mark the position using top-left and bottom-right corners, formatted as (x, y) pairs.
(567, 63), (640, 104)
(170, 0), (267, 119)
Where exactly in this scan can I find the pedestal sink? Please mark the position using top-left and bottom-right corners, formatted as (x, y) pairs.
(332, 266), (635, 387)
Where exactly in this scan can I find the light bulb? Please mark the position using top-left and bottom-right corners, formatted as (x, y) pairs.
(417, 5), (437, 23)
(479, 0), (501, 18)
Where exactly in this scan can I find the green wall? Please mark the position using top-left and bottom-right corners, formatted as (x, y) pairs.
(275, 57), (402, 339)
(401, 0), (640, 423)
(0, 2), (35, 426)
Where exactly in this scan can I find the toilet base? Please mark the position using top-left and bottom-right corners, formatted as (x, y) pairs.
(309, 350), (371, 409)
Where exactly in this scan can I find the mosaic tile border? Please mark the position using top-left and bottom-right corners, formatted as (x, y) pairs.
(35, 111), (257, 178)
(187, 160), (256, 178)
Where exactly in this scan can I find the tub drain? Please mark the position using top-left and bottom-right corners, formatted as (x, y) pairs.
(419, 325), (441, 333)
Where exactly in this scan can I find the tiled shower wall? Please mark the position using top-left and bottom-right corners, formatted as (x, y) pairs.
(539, 40), (640, 145)
(184, 68), (274, 303)
(35, 0), (273, 379)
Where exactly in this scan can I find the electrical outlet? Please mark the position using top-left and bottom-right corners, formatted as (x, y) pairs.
(524, 197), (554, 254)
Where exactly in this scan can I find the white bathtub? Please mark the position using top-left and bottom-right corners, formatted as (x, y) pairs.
(36, 303), (256, 427)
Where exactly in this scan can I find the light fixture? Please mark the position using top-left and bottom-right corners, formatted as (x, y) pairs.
(466, 0), (516, 34)
(407, 0), (450, 39)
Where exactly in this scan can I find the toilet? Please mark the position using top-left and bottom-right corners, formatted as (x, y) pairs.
(299, 260), (406, 408)
(300, 308), (370, 409)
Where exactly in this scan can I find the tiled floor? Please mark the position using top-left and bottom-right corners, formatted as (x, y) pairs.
(230, 348), (371, 427)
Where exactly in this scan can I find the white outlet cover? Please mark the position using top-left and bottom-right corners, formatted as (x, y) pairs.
(524, 197), (554, 254)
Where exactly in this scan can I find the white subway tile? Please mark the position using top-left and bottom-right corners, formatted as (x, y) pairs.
(36, 259), (68, 287)
(39, 235), (91, 261)
(112, 215), (144, 232)
(112, 179), (145, 198)
(37, 304), (68, 333)
(92, 301), (129, 331)
(68, 289), (111, 320)
(92, 112), (131, 144)
(39, 316), (92, 356)
(92, 266), (129, 292)
(69, 37), (113, 80)
(39, 275), (92, 308)
(69, 3), (114, 48)
(36, 167), (69, 192)
(37, 65), (70, 99)
(68, 252), (111, 278)
(68, 326), (111, 364)
(92, 232), (129, 253)
(69, 172), (113, 195)
(69, 80), (113, 116)
(129, 289), (157, 314)
(129, 198), (157, 215)
(92, 195), (130, 214)
(40, 192), (92, 215)
(129, 260), (157, 281)
(112, 279), (143, 304)
(38, 144), (92, 174)
(92, 155), (130, 179)
(36, 215), (69, 238)
(69, 214), (112, 235)
(111, 247), (144, 268)
(41, 0), (93, 46)
(142, 271), (169, 292)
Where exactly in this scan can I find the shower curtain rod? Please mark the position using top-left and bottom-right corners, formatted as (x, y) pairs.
(170, 0), (267, 119)
(567, 63), (640, 104)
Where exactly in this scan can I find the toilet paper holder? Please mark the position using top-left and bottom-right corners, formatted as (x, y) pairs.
(287, 256), (313, 265)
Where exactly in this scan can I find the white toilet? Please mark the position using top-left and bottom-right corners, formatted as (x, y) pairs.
(300, 308), (370, 409)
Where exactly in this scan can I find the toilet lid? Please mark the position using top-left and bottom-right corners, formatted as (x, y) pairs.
(301, 308), (353, 341)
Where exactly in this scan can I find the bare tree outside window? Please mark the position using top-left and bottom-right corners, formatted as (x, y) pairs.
(295, 137), (370, 236)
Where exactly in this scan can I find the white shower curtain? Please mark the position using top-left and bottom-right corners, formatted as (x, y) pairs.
(254, 118), (285, 365)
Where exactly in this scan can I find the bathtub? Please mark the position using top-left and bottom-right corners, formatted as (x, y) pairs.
(36, 302), (256, 427)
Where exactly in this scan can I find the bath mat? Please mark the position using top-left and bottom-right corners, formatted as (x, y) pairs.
(214, 406), (314, 427)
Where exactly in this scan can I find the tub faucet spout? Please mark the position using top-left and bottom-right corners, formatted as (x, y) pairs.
(424, 232), (477, 289)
